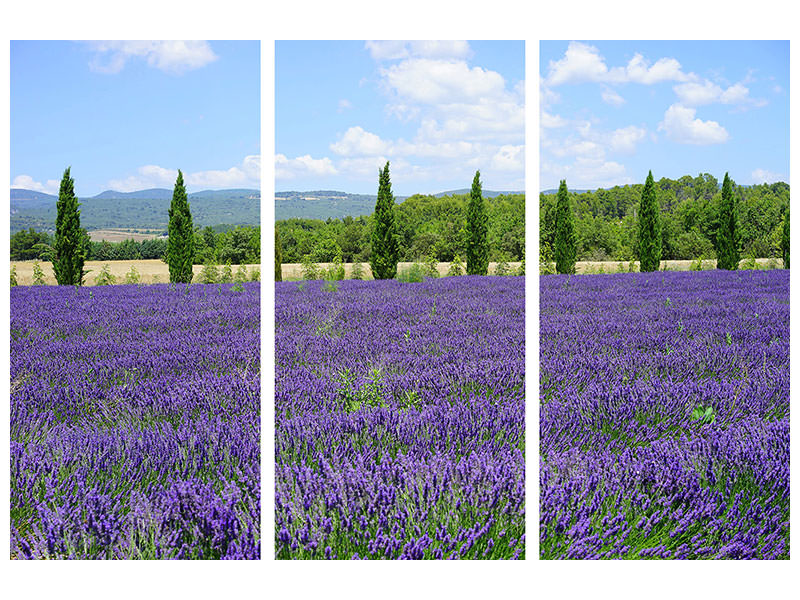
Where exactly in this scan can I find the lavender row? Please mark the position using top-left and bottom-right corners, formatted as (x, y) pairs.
(275, 277), (525, 559)
(10, 283), (260, 559)
(540, 270), (789, 559)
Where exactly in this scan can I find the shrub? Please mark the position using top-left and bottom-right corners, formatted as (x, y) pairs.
(219, 261), (233, 284)
(423, 255), (439, 278)
(494, 259), (510, 276)
(301, 255), (322, 280)
(198, 262), (219, 284)
(350, 262), (364, 280)
(447, 254), (465, 277)
(124, 265), (141, 284)
(11, 265), (18, 287)
(94, 264), (116, 286)
(397, 263), (425, 283)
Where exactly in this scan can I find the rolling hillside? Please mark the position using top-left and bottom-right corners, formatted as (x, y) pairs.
(10, 188), (260, 232)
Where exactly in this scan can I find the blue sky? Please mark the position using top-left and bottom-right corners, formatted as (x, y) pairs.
(276, 41), (524, 195)
(11, 41), (260, 196)
(540, 41), (789, 191)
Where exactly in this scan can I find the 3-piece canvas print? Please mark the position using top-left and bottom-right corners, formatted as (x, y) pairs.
(7, 40), (789, 561)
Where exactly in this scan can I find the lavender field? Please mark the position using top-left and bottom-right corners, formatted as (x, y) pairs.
(10, 283), (260, 559)
(540, 270), (789, 559)
(275, 277), (525, 559)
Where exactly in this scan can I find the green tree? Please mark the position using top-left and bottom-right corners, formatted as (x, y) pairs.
(554, 180), (576, 274)
(370, 161), (399, 279)
(275, 226), (283, 281)
(638, 171), (662, 271)
(465, 170), (489, 275)
(716, 172), (740, 270)
(167, 170), (194, 283)
(781, 206), (789, 268)
(53, 167), (86, 285)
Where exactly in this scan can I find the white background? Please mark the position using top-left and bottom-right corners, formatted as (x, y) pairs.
(1, 1), (796, 598)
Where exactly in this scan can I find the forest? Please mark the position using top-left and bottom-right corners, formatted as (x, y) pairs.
(276, 192), (525, 264)
(10, 225), (261, 265)
(540, 174), (789, 262)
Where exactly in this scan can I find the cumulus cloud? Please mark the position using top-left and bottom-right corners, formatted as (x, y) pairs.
(658, 104), (729, 145)
(366, 40), (471, 61)
(275, 154), (337, 180)
(88, 41), (218, 75)
(751, 168), (785, 184)
(11, 174), (60, 194)
(545, 41), (690, 87)
(330, 126), (392, 156)
(107, 155), (260, 192)
(381, 58), (507, 105)
(490, 145), (524, 171)
(542, 156), (630, 189)
(674, 79), (765, 108)
(607, 125), (647, 153)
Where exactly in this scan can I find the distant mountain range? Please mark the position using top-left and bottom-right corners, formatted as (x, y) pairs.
(10, 187), (260, 232)
(540, 188), (592, 195)
(275, 188), (523, 220)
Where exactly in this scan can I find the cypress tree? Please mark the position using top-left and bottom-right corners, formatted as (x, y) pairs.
(781, 206), (789, 269)
(716, 172), (740, 270)
(167, 170), (195, 283)
(370, 161), (399, 279)
(637, 170), (662, 272)
(275, 226), (283, 281)
(53, 167), (86, 285)
(466, 170), (489, 275)
(554, 180), (576, 274)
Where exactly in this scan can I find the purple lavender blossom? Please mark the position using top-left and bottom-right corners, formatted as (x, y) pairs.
(540, 270), (789, 560)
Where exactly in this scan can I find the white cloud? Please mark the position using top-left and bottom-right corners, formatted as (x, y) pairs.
(674, 79), (765, 108)
(381, 58), (507, 105)
(490, 145), (524, 171)
(545, 41), (690, 87)
(108, 155), (260, 191)
(601, 88), (626, 106)
(751, 168), (785, 184)
(275, 154), (337, 180)
(613, 53), (688, 85)
(541, 111), (568, 128)
(541, 156), (630, 189)
(337, 99), (352, 112)
(658, 104), (729, 145)
(88, 41), (218, 75)
(11, 174), (60, 194)
(330, 126), (392, 156)
(366, 40), (471, 61)
(607, 125), (647, 153)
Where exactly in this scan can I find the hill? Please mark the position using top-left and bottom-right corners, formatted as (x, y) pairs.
(10, 187), (260, 232)
(275, 188), (523, 220)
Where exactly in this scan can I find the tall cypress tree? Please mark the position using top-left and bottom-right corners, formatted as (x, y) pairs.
(637, 170), (662, 272)
(53, 167), (86, 285)
(554, 180), (576, 274)
(716, 172), (740, 270)
(275, 226), (283, 281)
(167, 170), (195, 283)
(466, 170), (489, 275)
(370, 161), (399, 279)
(781, 206), (789, 269)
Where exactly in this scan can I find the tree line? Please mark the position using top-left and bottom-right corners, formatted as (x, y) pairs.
(276, 182), (524, 267)
(12, 168), (257, 285)
(548, 171), (790, 273)
(275, 162), (501, 281)
(541, 173), (789, 264)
